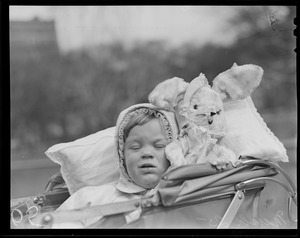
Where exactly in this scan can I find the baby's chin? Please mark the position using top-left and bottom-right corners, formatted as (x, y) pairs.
(136, 176), (161, 189)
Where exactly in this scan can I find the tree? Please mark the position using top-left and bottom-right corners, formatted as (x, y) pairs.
(224, 6), (296, 111)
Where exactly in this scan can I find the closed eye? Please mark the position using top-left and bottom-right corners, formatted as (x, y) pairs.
(153, 138), (167, 149)
(130, 145), (141, 150)
(154, 144), (166, 149)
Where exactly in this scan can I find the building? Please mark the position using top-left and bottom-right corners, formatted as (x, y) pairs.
(10, 18), (59, 59)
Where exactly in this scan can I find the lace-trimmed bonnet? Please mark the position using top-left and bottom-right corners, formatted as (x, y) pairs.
(115, 103), (179, 194)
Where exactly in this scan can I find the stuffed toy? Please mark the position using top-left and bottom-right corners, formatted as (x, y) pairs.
(148, 63), (263, 170)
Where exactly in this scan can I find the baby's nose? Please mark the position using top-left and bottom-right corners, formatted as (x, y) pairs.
(141, 149), (154, 159)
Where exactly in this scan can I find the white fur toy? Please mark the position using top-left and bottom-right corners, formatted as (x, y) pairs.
(148, 63), (263, 170)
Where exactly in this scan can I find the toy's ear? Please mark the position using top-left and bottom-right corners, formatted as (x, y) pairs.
(183, 73), (209, 105)
(212, 63), (263, 102)
(148, 77), (189, 111)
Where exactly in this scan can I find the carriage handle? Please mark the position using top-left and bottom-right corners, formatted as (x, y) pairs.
(236, 159), (297, 223)
(239, 158), (297, 192)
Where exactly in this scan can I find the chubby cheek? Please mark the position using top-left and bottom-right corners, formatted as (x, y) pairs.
(160, 153), (170, 171)
(124, 150), (138, 171)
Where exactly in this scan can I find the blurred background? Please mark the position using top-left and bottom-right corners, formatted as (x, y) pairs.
(10, 6), (296, 204)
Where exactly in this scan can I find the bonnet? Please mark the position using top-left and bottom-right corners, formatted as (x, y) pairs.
(115, 103), (179, 194)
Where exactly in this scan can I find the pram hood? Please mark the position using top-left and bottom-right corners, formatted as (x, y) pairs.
(156, 161), (278, 206)
(114, 103), (179, 194)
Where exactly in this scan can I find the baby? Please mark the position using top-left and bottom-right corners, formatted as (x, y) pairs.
(49, 103), (178, 228)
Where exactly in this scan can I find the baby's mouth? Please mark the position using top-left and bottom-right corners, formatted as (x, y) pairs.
(139, 163), (157, 172)
(139, 163), (156, 169)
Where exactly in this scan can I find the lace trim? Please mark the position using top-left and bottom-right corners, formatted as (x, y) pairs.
(246, 97), (288, 157)
(116, 107), (173, 181)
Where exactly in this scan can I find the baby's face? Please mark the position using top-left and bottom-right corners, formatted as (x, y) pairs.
(124, 119), (170, 189)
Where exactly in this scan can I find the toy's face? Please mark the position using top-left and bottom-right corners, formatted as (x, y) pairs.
(180, 86), (226, 137)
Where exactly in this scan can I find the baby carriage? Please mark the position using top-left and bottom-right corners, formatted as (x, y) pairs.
(11, 156), (297, 229)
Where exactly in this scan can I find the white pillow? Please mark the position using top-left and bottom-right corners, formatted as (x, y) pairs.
(220, 97), (288, 162)
(45, 127), (119, 195)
